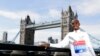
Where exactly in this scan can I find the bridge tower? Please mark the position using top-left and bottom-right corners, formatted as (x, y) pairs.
(20, 15), (35, 45)
(11, 15), (35, 56)
(54, 6), (78, 56)
(61, 6), (75, 39)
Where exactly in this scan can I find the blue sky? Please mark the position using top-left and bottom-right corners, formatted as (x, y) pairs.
(0, 0), (100, 48)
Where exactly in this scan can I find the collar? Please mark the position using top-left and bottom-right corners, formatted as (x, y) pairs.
(73, 29), (81, 33)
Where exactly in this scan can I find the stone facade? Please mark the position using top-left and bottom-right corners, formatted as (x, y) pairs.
(61, 6), (75, 40)
(20, 15), (35, 45)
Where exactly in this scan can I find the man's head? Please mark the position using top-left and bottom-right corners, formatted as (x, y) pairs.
(71, 19), (80, 30)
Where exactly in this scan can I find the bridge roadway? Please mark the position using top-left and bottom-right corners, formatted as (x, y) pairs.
(26, 20), (61, 30)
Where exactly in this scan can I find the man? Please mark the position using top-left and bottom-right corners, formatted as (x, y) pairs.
(41, 19), (96, 56)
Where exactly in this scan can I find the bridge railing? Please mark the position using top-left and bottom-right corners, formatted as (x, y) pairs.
(0, 43), (71, 56)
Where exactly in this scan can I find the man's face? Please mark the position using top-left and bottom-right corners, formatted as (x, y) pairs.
(71, 20), (80, 30)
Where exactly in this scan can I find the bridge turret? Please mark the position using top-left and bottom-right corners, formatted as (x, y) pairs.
(20, 15), (35, 45)
(61, 6), (75, 39)
(25, 15), (32, 25)
(68, 6), (73, 13)
(74, 12), (78, 19)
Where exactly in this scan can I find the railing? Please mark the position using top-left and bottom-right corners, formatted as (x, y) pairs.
(0, 43), (99, 56)
(0, 43), (71, 56)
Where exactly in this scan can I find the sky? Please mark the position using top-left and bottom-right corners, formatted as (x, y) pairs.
(0, 0), (100, 48)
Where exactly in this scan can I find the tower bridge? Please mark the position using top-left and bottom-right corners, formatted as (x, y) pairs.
(20, 6), (75, 45)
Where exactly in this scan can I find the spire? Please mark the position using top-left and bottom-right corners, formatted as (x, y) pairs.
(68, 5), (73, 13)
(25, 15), (32, 24)
(61, 9), (64, 15)
(74, 12), (78, 19)
(20, 18), (23, 23)
(25, 15), (30, 21)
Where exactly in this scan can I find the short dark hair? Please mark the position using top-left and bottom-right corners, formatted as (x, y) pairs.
(71, 19), (80, 24)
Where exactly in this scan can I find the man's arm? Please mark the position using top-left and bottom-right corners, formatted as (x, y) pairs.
(40, 33), (70, 48)
(50, 34), (70, 48)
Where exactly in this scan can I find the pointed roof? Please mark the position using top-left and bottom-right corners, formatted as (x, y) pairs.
(61, 9), (64, 15)
(68, 6), (73, 13)
(25, 15), (32, 24)
(20, 18), (23, 23)
(74, 12), (78, 19)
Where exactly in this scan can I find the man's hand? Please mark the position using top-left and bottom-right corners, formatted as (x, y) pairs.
(39, 41), (50, 49)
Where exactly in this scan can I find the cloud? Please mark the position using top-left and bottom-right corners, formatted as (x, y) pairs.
(0, 10), (41, 20)
(17, 11), (41, 20)
(35, 9), (61, 23)
(73, 0), (100, 15)
(35, 9), (61, 22)
(48, 9), (61, 18)
(81, 24), (100, 36)
(0, 10), (19, 19)
(0, 9), (61, 23)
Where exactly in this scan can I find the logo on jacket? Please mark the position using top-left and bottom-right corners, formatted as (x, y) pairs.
(73, 40), (87, 53)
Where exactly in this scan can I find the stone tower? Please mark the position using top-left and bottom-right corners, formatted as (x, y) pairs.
(11, 15), (35, 56)
(53, 6), (78, 56)
(20, 15), (35, 45)
(61, 6), (75, 39)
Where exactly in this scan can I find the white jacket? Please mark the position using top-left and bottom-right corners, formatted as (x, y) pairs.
(50, 30), (96, 56)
